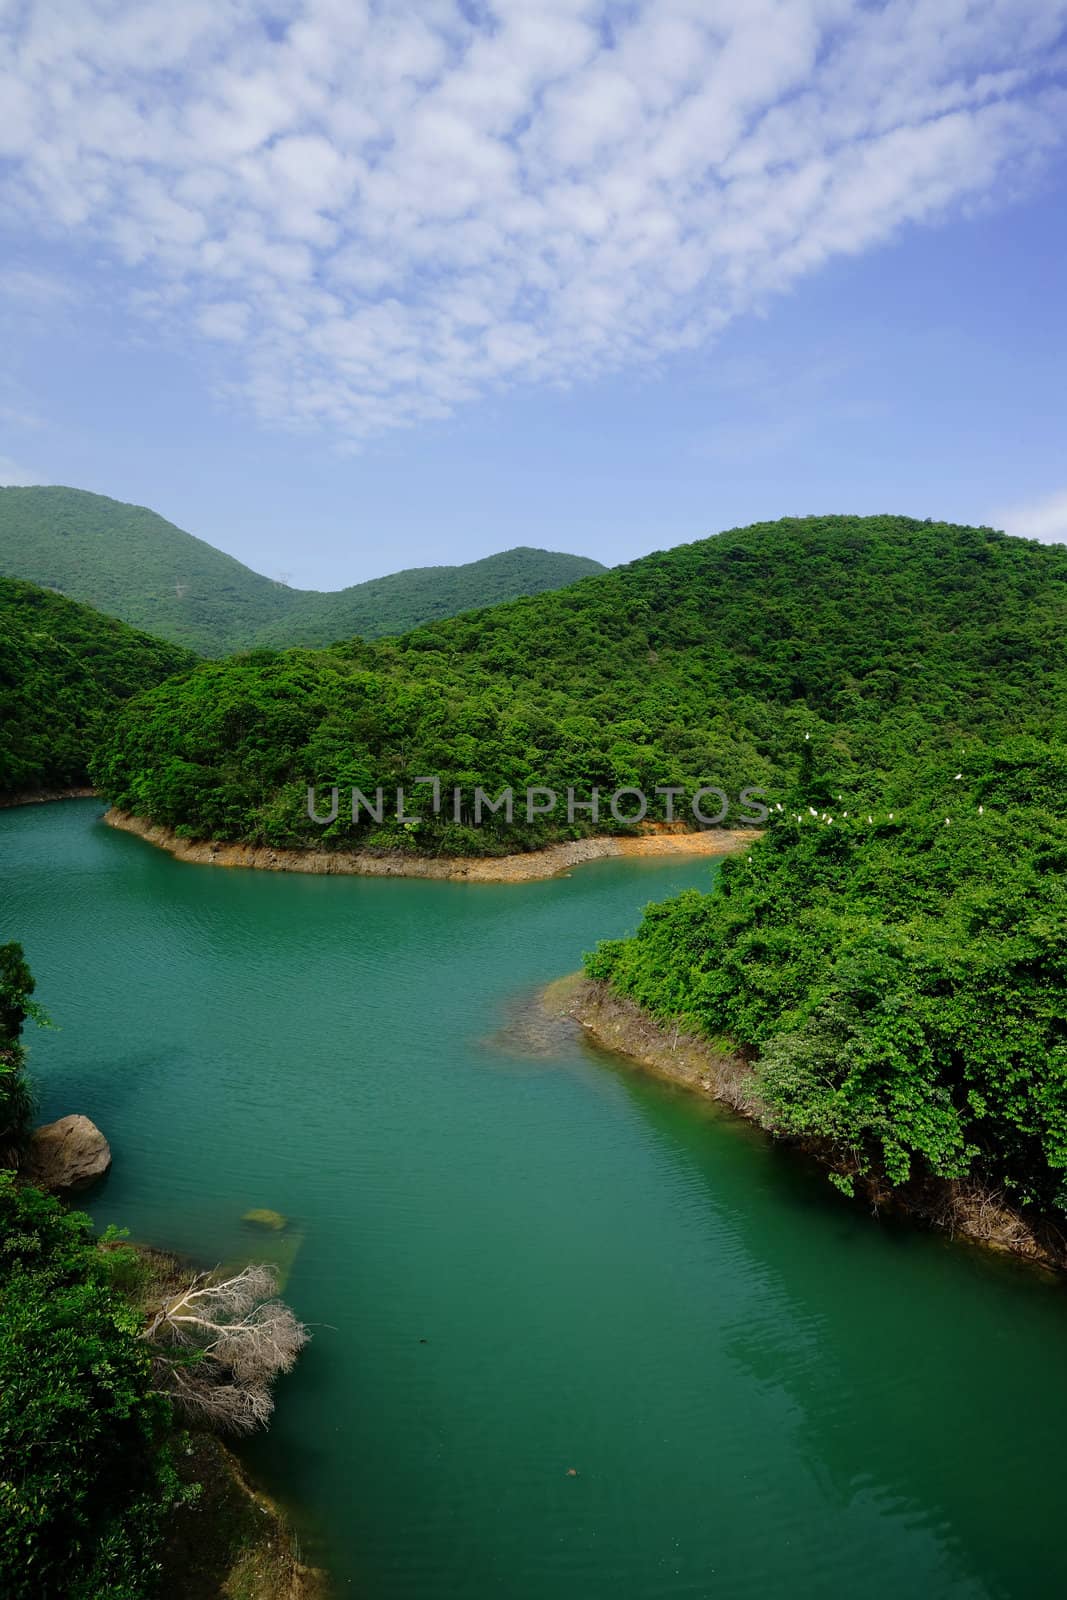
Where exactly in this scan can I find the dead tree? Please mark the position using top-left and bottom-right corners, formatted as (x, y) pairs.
(143, 1264), (309, 1433)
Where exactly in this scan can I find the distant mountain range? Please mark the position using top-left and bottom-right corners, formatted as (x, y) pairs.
(0, 487), (605, 656)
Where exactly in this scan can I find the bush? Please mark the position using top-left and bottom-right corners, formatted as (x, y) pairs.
(0, 1175), (180, 1599)
(0, 943), (40, 1163)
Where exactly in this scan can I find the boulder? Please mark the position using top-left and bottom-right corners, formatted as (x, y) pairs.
(24, 1114), (111, 1192)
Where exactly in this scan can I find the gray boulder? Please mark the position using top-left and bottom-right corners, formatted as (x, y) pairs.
(24, 1114), (111, 1192)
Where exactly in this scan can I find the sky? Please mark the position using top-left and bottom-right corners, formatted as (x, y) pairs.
(1, 0), (1065, 590)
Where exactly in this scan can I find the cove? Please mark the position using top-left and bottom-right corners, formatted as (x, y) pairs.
(3, 798), (1067, 1600)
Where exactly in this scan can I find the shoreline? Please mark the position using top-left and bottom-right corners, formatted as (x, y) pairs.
(103, 807), (760, 881)
(130, 1245), (329, 1598)
(0, 785), (98, 809)
(556, 974), (1066, 1276)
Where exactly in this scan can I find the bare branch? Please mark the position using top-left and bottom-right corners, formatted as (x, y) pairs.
(142, 1263), (308, 1433)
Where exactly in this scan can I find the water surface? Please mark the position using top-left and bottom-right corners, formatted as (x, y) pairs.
(2, 800), (1065, 1598)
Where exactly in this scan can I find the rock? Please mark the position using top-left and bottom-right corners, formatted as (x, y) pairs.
(242, 1208), (288, 1231)
(24, 1114), (111, 1192)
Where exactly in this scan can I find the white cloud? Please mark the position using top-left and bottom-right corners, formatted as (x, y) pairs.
(1, 0), (1065, 441)
(0, 456), (47, 486)
(993, 489), (1067, 544)
(197, 300), (252, 342)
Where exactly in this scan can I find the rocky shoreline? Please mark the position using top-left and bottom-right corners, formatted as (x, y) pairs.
(104, 807), (760, 881)
(557, 974), (1066, 1276)
(0, 785), (98, 808)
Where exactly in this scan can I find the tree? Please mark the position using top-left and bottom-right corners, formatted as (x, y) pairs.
(0, 942), (40, 1163)
(144, 1265), (309, 1434)
(0, 1174), (179, 1600)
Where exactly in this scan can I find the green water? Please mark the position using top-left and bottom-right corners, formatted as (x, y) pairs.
(3, 800), (1066, 1599)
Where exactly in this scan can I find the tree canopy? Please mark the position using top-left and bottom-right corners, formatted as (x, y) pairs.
(92, 515), (1067, 854)
(0, 576), (195, 797)
(587, 738), (1067, 1218)
(0, 1174), (179, 1599)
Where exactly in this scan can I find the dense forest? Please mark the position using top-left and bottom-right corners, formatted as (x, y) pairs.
(0, 487), (602, 654)
(92, 516), (1067, 854)
(0, 578), (195, 799)
(586, 738), (1067, 1226)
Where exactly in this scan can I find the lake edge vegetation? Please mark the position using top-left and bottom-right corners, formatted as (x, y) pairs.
(0, 944), (315, 1598)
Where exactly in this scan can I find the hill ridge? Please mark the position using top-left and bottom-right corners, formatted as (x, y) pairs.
(0, 486), (605, 655)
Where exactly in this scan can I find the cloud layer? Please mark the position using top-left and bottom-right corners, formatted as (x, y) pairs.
(2, 0), (1065, 440)
(994, 488), (1067, 544)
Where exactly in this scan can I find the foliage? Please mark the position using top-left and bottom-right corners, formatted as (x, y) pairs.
(0, 575), (195, 796)
(586, 739), (1067, 1215)
(0, 487), (604, 655)
(254, 544), (607, 650)
(0, 1174), (180, 1599)
(92, 515), (1067, 854)
(0, 942), (42, 1162)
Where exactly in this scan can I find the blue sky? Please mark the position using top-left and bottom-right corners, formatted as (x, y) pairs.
(1, 1), (1065, 589)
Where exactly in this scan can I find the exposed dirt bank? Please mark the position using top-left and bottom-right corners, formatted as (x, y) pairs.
(556, 974), (1067, 1276)
(0, 785), (98, 808)
(163, 1432), (329, 1600)
(104, 808), (760, 881)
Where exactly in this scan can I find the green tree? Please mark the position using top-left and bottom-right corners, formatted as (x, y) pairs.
(0, 943), (40, 1162)
(0, 1175), (180, 1600)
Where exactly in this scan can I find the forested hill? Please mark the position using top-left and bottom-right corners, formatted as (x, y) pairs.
(586, 737), (1067, 1230)
(93, 515), (1067, 853)
(0, 577), (196, 798)
(0, 486), (603, 655)
(249, 546), (606, 648)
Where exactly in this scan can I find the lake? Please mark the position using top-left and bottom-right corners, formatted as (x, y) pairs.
(2, 799), (1065, 1598)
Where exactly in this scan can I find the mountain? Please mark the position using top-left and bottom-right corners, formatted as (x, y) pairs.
(91, 515), (1067, 852)
(0, 487), (604, 655)
(249, 546), (607, 648)
(0, 576), (196, 798)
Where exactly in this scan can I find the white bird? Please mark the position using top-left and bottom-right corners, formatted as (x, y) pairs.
(945, 817), (951, 825)
(867, 815), (873, 824)
(843, 811), (848, 818)
(978, 805), (984, 815)
(809, 807), (817, 816)
(804, 732), (810, 740)
(954, 773), (962, 780)
(888, 812), (894, 820)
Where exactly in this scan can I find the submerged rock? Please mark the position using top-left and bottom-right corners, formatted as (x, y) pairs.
(24, 1114), (111, 1192)
(242, 1207), (288, 1231)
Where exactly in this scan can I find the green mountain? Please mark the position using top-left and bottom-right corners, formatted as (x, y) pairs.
(92, 515), (1067, 853)
(0, 576), (196, 797)
(0, 487), (604, 655)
